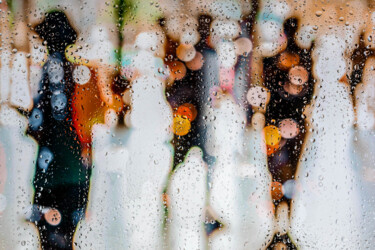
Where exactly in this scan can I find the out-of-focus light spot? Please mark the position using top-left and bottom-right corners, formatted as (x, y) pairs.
(283, 82), (304, 96)
(51, 93), (67, 120)
(278, 52), (300, 70)
(271, 181), (283, 200)
(51, 93), (67, 112)
(273, 242), (288, 250)
(47, 57), (64, 84)
(176, 103), (197, 121)
(247, 86), (270, 107)
(234, 37), (253, 56)
(44, 208), (62, 226)
(73, 65), (91, 85)
(264, 125), (281, 146)
(288, 66), (308, 86)
(282, 179), (296, 199)
(166, 61), (186, 81)
(29, 108), (43, 130)
(38, 147), (53, 171)
(279, 118), (299, 139)
(47, 55), (65, 90)
(173, 115), (191, 136)
(185, 52), (204, 71)
(176, 44), (196, 62)
(267, 144), (279, 156)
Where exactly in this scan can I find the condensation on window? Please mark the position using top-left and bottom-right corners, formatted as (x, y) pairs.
(0, 0), (374, 249)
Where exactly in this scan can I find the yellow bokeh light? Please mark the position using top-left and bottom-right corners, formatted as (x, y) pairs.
(264, 125), (281, 146)
(173, 115), (191, 136)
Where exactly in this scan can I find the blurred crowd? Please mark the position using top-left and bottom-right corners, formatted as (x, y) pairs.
(1, 0), (375, 249)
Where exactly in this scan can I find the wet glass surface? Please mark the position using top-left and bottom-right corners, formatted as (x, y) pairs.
(0, 0), (375, 249)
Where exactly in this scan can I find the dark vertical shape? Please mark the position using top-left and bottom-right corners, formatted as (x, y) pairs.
(27, 11), (89, 250)
(263, 18), (309, 250)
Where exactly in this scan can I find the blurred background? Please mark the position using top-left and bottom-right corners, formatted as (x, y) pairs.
(1, 0), (375, 249)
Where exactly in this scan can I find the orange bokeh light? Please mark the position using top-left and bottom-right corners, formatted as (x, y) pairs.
(175, 103), (197, 122)
(271, 181), (284, 200)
